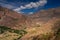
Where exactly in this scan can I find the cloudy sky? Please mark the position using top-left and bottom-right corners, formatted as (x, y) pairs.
(0, 0), (60, 14)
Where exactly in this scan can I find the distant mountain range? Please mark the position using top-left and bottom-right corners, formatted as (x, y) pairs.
(0, 6), (60, 30)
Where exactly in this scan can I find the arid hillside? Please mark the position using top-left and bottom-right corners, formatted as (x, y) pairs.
(0, 6), (60, 40)
(20, 7), (60, 40)
(0, 6), (60, 29)
(0, 6), (28, 29)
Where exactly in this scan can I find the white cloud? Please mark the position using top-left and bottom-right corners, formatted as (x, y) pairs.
(20, 6), (26, 9)
(14, 0), (47, 12)
(25, 4), (32, 8)
(29, 12), (34, 14)
(30, 2), (38, 7)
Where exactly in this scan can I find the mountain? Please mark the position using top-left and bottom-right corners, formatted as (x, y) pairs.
(27, 7), (60, 27)
(20, 7), (60, 40)
(28, 7), (60, 21)
(0, 6), (60, 29)
(0, 6), (60, 40)
(0, 6), (28, 29)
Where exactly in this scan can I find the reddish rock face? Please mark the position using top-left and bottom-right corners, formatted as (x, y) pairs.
(0, 6), (60, 30)
(0, 6), (27, 29)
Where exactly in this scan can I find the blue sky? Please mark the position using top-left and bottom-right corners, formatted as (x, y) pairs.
(0, 0), (60, 14)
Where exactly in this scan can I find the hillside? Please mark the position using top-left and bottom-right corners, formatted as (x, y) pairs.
(0, 6), (27, 29)
(20, 7), (60, 40)
(0, 6), (60, 40)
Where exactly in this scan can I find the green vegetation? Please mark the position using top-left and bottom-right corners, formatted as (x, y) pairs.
(0, 26), (10, 34)
(0, 17), (1, 19)
(36, 24), (40, 27)
(0, 26), (27, 40)
(54, 28), (60, 40)
(13, 18), (18, 21)
(0, 26), (27, 34)
(56, 29), (60, 35)
(53, 21), (60, 40)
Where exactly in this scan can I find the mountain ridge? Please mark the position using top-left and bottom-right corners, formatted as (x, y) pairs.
(0, 6), (60, 30)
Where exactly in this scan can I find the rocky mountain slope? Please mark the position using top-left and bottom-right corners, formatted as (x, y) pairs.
(0, 6), (28, 29)
(0, 6), (60, 40)
(0, 6), (60, 29)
